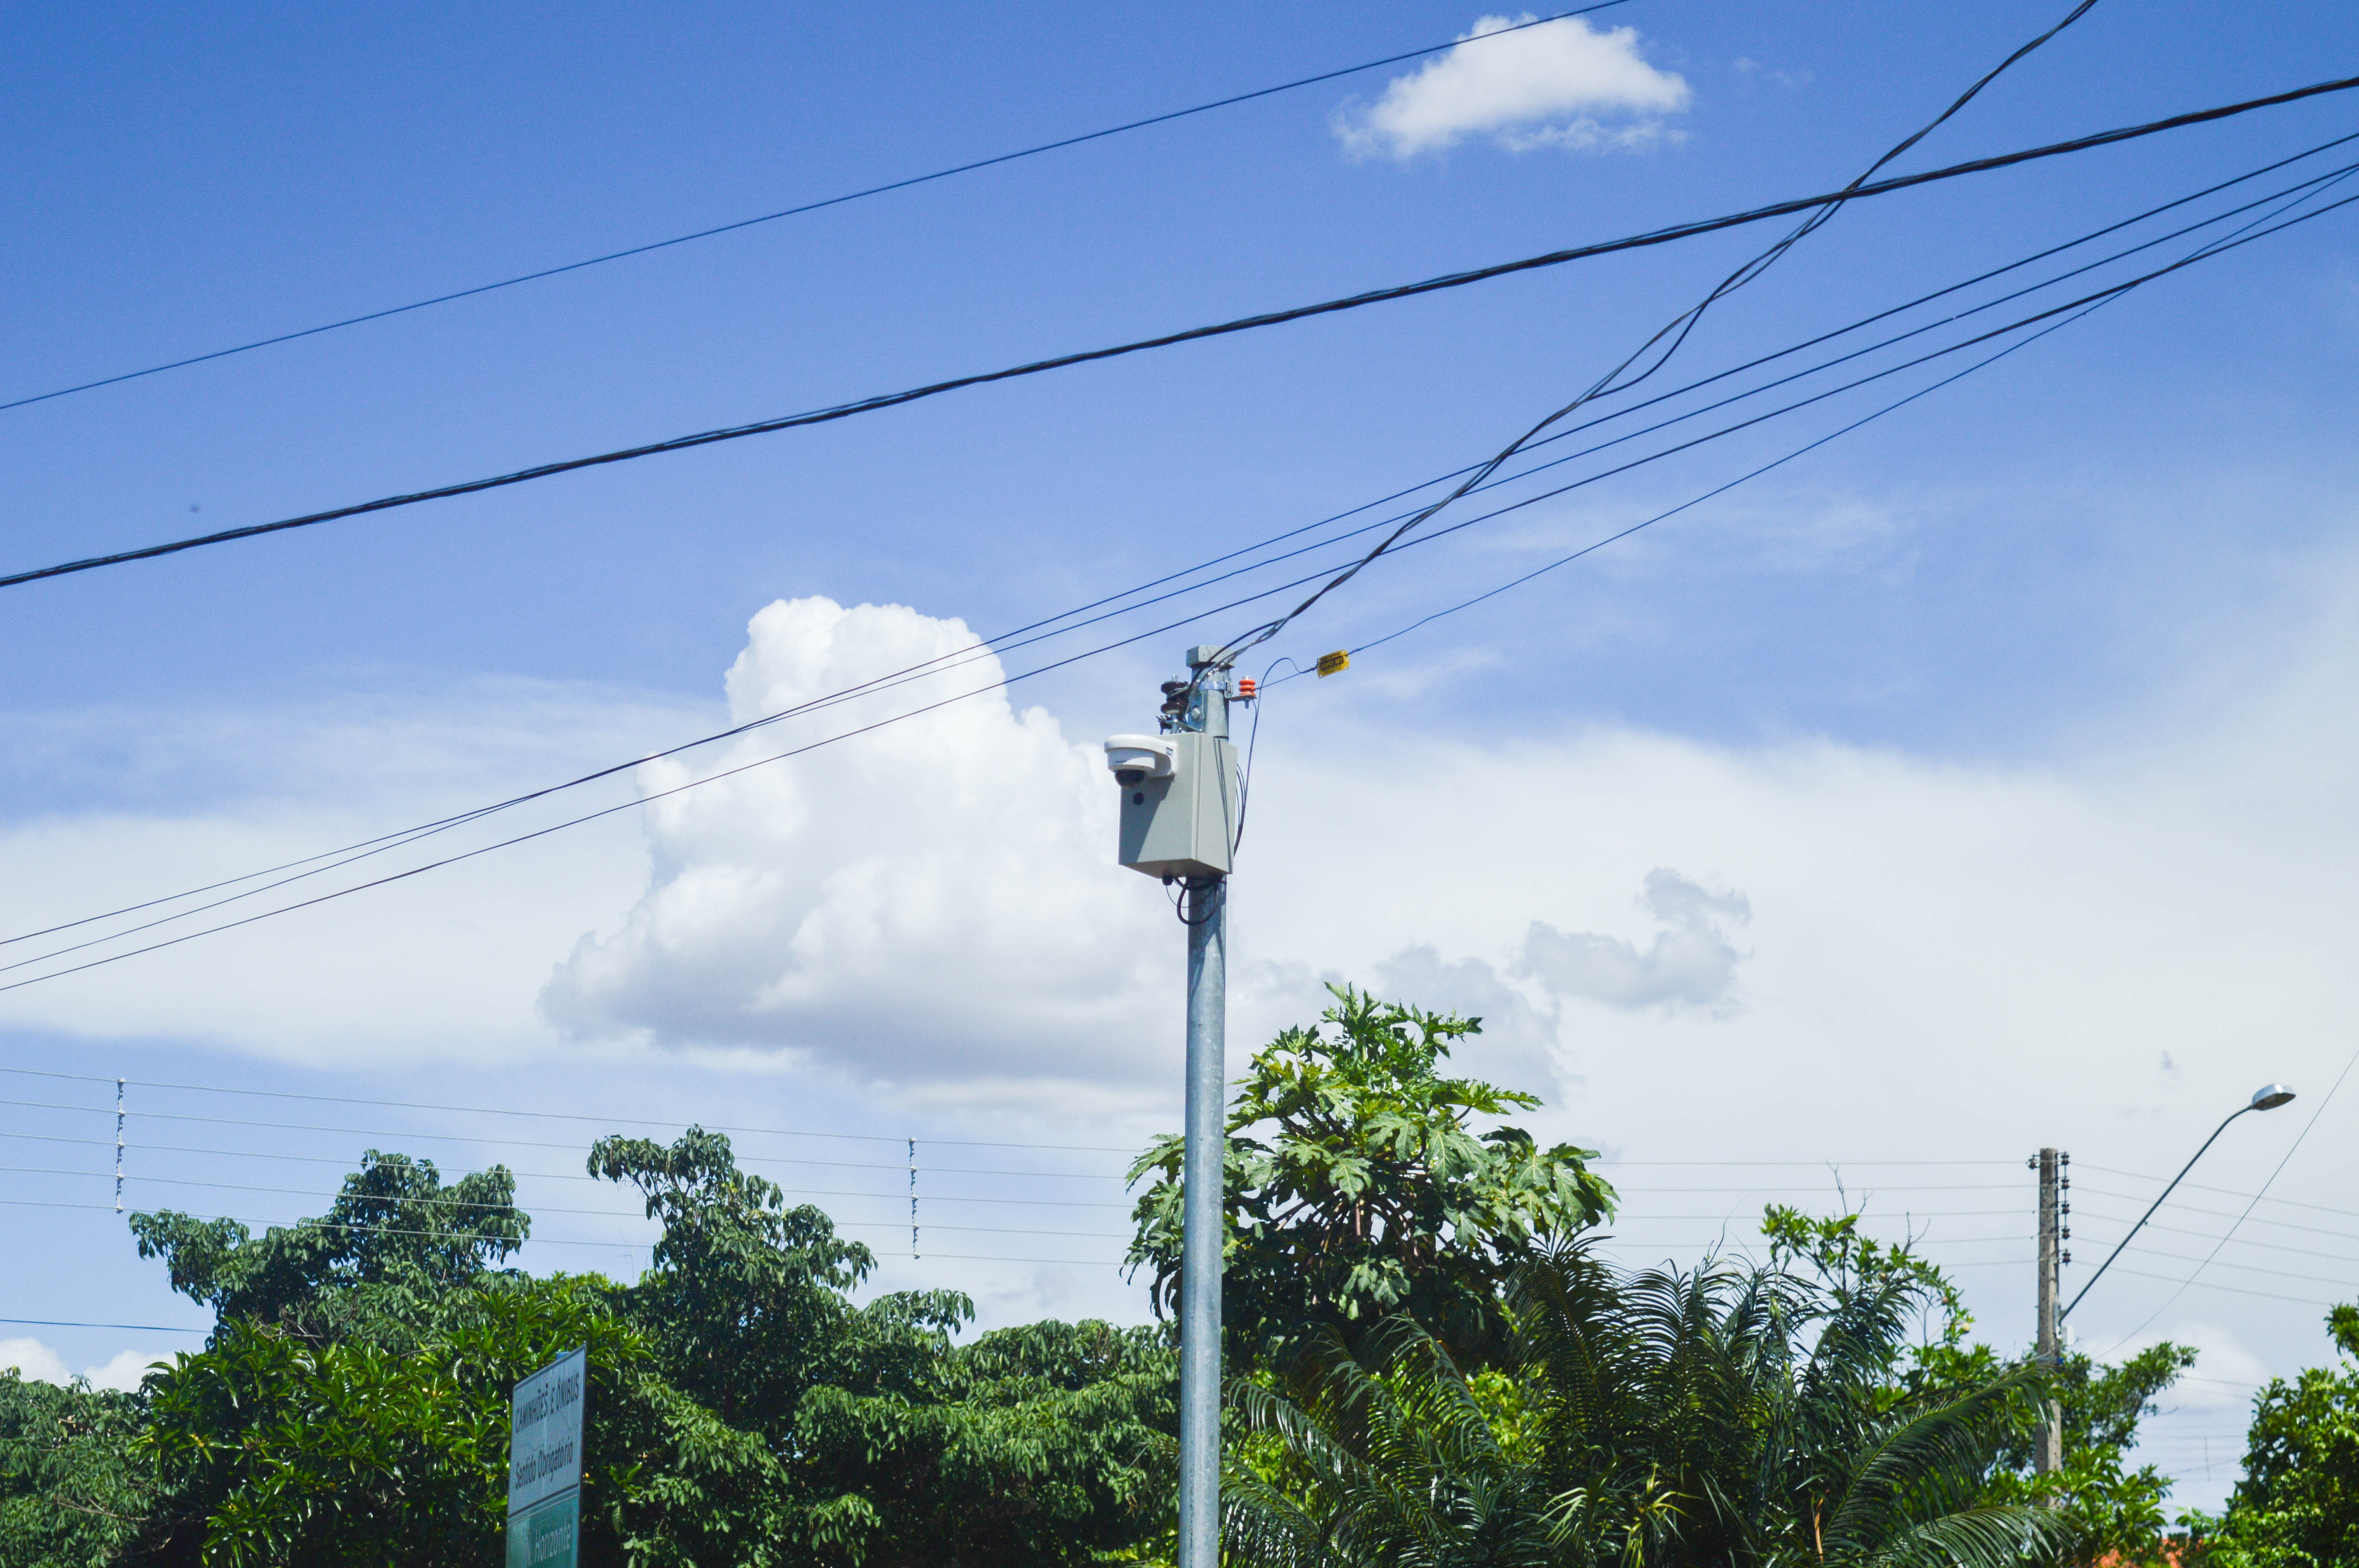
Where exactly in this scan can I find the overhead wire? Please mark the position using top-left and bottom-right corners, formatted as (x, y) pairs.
(0, 3), (1646, 417)
(11, 66), (2359, 590)
(1185, 0), (2112, 676)
(16, 173), (2354, 994)
(0, 1196), (1121, 1267)
(2099, 1041), (2359, 1349)
(18, 127), (2359, 965)
(1282, 163), (2359, 673)
(5, 134), (2353, 1005)
(9, 189), (2347, 993)
(0, 1063), (1133, 1152)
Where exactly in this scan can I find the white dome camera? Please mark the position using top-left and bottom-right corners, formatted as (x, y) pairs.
(1104, 735), (1176, 786)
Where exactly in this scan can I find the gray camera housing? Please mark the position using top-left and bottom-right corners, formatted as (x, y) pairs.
(1114, 730), (1237, 879)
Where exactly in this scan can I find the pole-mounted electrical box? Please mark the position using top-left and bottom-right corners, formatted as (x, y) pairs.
(1105, 647), (1241, 880)
(1107, 730), (1236, 879)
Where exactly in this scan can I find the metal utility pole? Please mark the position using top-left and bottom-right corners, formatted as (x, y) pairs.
(1105, 646), (1245, 1568)
(2032, 1147), (2070, 1477)
(1179, 872), (1225, 1566)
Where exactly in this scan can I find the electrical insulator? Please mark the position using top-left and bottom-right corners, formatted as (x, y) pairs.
(1236, 678), (1257, 699)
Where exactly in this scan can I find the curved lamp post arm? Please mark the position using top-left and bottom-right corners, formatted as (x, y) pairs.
(2061, 1105), (2248, 1323)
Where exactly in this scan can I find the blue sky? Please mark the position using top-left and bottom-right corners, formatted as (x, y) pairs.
(6, 0), (2359, 1511)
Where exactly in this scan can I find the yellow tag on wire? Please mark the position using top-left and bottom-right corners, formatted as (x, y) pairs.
(1316, 650), (1350, 678)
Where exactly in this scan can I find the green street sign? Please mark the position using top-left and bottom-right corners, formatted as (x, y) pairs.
(507, 1347), (586, 1568)
(505, 1490), (579, 1568)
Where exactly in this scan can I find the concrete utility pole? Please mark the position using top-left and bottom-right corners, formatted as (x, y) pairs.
(2033, 1147), (2070, 1477)
(1105, 646), (1245, 1568)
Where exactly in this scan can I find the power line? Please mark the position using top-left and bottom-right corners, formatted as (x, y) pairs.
(2076, 1163), (2359, 1222)
(1294, 163), (2359, 671)
(19, 131), (2355, 967)
(2076, 1184), (2359, 1230)
(2099, 1218), (2359, 1265)
(2119, 1243), (2359, 1291)
(0, 1063), (1133, 1153)
(11, 69), (2357, 592)
(0, 1317), (207, 1335)
(14, 180), (2347, 995)
(1187, 0), (2113, 673)
(1, 1165), (1133, 1232)
(0, 1194), (1127, 1259)
(0, 4), (1645, 417)
(0, 1100), (1130, 1178)
(2101, 1042), (2359, 1348)
(2106, 1266), (2339, 1309)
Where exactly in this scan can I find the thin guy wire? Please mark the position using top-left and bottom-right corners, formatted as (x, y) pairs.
(8, 188), (2343, 994)
(0, 4), (1643, 416)
(0, 1065), (1132, 1152)
(11, 68), (2355, 591)
(1291, 179), (2359, 671)
(2102, 1042), (2359, 1351)
(17, 130), (2355, 959)
(1188, 0), (2110, 675)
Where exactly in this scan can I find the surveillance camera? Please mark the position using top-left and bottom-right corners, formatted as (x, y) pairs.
(1104, 735), (1175, 786)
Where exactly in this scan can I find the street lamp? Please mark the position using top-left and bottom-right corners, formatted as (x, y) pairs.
(2062, 1082), (2297, 1321)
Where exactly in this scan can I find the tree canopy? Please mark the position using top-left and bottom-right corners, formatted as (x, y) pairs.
(1126, 984), (1615, 1369)
(58, 1128), (1176, 1567)
(2187, 1304), (2359, 1568)
(5, 985), (2333, 1568)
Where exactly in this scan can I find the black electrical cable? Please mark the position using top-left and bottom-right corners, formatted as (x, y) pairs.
(10, 183), (2346, 993)
(0, 4), (1646, 418)
(11, 68), (2356, 593)
(11, 140), (2350, 973)
(0, 1063), (1136, 1153)
(0, 1317), (207, 1334)
(9, 139), (2336, 980)
(1283, 184), (2359, 673)
(18, 131), (2356, 971)
(1188, 0), (2109, 676)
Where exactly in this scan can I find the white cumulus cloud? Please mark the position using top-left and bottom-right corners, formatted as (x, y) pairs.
(1337, 14), (1690, 158)
(540, 597), (1170, 1093)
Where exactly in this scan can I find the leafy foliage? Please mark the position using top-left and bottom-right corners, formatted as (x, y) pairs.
(0, 1372), (156, 1568)
(1769, 1203), (2194, 1566)
(589, 1129), (1178, 1565)
(1126, 984), (1614, 1370)
(128, 1151), (527, 1331)
(1972, 1341), (2191, 1566)
(135, 1276), (712, 1567)
(1223, 1240), (2065, 1568)
(104, 1128), (1176, 1567)
(2186, 1304), (2359, 1568)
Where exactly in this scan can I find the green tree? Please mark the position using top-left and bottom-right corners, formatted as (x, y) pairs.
(1767, 1204), (2190, 1565)
(1223, 1241), (2063, 1568)
(589, 1127), (1178, 1565)
(120, 1131), (1178, 1566)
(2186, 1304), (2359, 1568)
(127, 1151), (527, 1333)
(1980, 1343), (2191, 1566)
(0, 1372), (158, 1568)
(1126, 985), (1614, 1370)
(134, 1275), (771, 1568)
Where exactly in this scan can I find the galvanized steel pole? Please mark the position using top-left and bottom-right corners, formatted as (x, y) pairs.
(1178, 872), (1227, 1568)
